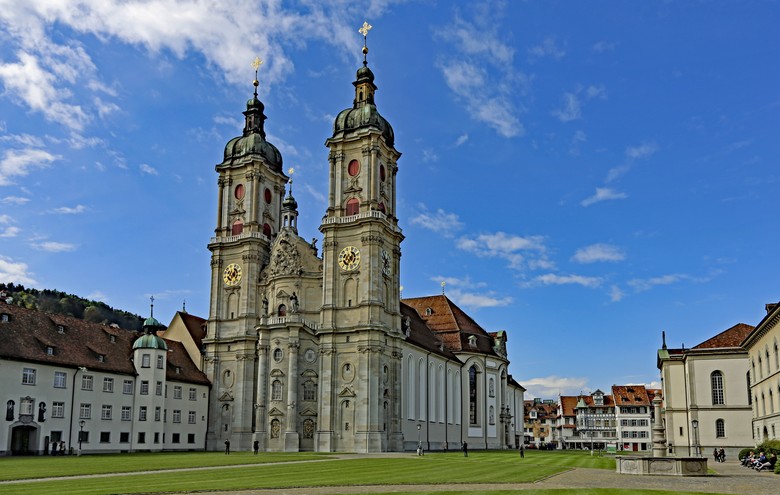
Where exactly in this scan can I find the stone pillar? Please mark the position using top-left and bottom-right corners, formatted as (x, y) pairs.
(284, 341), (300, 451)
(652, 393), (666, 457)
(253, 343), (269, 450)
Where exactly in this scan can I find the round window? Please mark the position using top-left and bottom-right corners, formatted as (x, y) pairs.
(273, 348), (283, 362)
(264, 187), (272, 204)
(379, 164), (386, 182)
(234, 184), (245, 199)
(347, 159), (360, 176)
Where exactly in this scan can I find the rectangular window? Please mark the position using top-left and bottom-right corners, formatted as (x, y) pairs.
(22, 368), (36, 385)
(54, 371), (67, 388)
(103, 378), (114, 393)
(20, 398), (34, 415)
(139, 406), (147, 421)
(120, 432), (130, 443)
(189, 388), (197, 401)
(142, 354), (150, 368)
(79, 431), (90, 444)
(138, 432), (146, 443)
(172, 433), (180, 444)
(123, 380), (133, 394)
(79, 403), (91, 419)
(121, 406), (131, 421)
(155, 406), (161, 422)
(187, 433), (195, 444)
(100, 432), (110, 443)
(82, 375), (93, 391)
(140, 381), (149, 395)
(101, 405), (112, 420)
(154, 432), (160, 444)
(155, 381), (163, 396)
(173, 410), (181, 423)
(174, 386), (182, 399)
(52, 401), (65, 418)
(157, 355), (164, 369)
(188, 411), (196, 424)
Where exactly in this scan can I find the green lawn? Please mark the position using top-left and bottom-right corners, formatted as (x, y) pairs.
(0, 450), (715, 495)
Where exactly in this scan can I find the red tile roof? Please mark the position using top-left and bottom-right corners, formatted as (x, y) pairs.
(0, 303), (208, 385)
(402, 295), (498, 356)
(176, 311), (207, 349)
(693, 323), (754, 349)
(611, 385), (650, 406)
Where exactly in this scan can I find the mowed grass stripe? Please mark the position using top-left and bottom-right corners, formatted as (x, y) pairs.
(0, 455), (576, 495)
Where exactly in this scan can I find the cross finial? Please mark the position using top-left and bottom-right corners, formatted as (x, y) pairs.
(287, 167), (295, 194)
(441, 281), (446, 295)
(150, 295), (155, 318)
(359, 21), (372, 65)
(251, 57), (263, 97)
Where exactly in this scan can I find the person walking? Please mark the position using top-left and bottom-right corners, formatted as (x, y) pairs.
(462, 441), (468, 457)
(253, 440), (259, 455)
(520, 444), (525, 458)
(224, 439), (230, 455)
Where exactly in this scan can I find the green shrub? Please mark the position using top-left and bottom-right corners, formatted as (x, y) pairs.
(738, 447), (754, 460)
(756, 439), (780, 456)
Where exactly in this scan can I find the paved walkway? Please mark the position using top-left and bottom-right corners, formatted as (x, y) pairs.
(207, 459), (779, 495)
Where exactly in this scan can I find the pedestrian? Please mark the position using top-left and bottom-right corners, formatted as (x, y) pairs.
(51, 441), (58, 456)
(224, 439), (230, 455)
(719, 448), (725, 462)
(462, 441), (468, 457)
(59, 440), (65, 455)
(713, 448), (719, 462)
(520, 444), (525, 458)
(253, 440), (259, 455)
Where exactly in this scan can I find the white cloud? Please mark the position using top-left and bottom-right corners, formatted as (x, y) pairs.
(457, 232), (547, 269)
(527, 37), (566, 60)
(454, 134), (469, 147)
(0, 226), (21, 238)
(0, 214), (11, 224)
(139, 163), (158, 175)
(0, 256), (37, 285)
(552, 92), (581, 122)
(33, 241), (78, 253)
(1, 196), (30, 205)
(410, 205), (464, 238)
(572, 243), (625, 263)
(628, 274), (689, 292)
(609, 285), (625, 302)
(421, 148), (439, 162)
(592, 40), (616, 53)
(531, 273), (602, 288)
(585, 85), (607, 99)
(581, 187), (627, 207)
(605, 142), (658, 183)
(87, 291), (109, 302)
(303, 183), (326, 205)
(0, 148), (60, 186)
(431, 275), (511, 309)
(51, 205), (87, 214)
(520, 375), (589, 398)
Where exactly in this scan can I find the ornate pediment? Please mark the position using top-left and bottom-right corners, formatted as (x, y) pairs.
(270, 369), (285, 377)
(338, 387), (355, 398)
(299, 407), (318, 417)
(301, 369), (318, 378)
(268, 232), (302, 277)
(218, 392), (234, 402)
(268, 407), (285, 417)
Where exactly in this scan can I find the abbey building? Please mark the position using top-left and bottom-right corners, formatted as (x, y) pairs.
(201, 42), (525, 452)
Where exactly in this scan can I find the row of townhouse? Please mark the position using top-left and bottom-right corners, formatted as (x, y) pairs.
(0, 302), (210, 455)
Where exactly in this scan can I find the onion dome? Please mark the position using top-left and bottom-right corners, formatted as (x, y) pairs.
(223, 68), (283, 172)
(133, 300), (168, 350)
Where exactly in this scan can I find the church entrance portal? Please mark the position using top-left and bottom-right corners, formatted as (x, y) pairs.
(10, 425), (37, 455)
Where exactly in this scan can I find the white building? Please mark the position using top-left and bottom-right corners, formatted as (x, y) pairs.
(0, 303), (209, 455)
(741, 301), (780, 443)
(612, 385), (653, 452)
(657, 324), (754, 458)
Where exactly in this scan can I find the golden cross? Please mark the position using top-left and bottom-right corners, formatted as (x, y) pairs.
(288, 167), (295, 176)
(359, 21), (372, 38)
(251, 57), (263, 72)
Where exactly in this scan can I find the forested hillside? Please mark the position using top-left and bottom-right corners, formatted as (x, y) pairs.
(0, 283), (143, 331)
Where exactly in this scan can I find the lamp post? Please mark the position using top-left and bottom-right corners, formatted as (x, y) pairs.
(78, 420), (85, 457)
(416, 423), (422, 456)
(691, 419), (699, 457)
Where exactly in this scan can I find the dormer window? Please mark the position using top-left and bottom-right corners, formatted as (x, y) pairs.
(468, 335), (477, 348)
(97, 354), (105, 363)
(425, 307), (432, 316)
(175, 367), (181, 374)
(57, 325), (65, 334)
(46, 346), (55, 356)
(1, 313), (10, 322)
(110, 335), (116, 343)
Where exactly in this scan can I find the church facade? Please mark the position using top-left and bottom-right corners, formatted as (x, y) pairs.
(201, 43), (524, 453)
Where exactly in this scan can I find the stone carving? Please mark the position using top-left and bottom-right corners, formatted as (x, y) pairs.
(269, 233), (301, 276)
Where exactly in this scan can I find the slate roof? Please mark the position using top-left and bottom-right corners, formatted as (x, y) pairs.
(402, 295), (498, 356)
(0, 303), (209, 385)
(611, 385), (650, 406)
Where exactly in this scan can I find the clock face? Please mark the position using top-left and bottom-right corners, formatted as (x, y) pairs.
(381, 249), (391, 276)
(338, 246), (360, 271)
(223, 263), (242, 286)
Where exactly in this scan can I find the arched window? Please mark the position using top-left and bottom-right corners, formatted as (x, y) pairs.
(303, 418), (315, 439)
(489, 405), (495, 425)
(271, 380), (282, 401)
(379, 164), (386, 181)
(747, 371), (752, 404)
(278, 304), (287, 317)
(715, 419), (725, 438)
(232, 219), (244, 235)
(378, 202), (386, 214)
(264, 188), (272, 204)
(425, 307), (432, 316)
(758, 356), (763, 380)
(407, 355), (415, 420)
(711, 370), (724, 405)
(775, 341), (779, 370)
(273, 348), (283, 362)
(767, 348), (772, 374)
(345, 198), (360, 216)
(469, 365), (478, 425)
(770, 389), (775, 414)
(489, 378), (495, 398)
(303, 380), (316, 401)
(270, 418), (281, 438)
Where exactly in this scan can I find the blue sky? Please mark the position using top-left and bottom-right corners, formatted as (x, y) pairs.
(1, 1), (778, 399)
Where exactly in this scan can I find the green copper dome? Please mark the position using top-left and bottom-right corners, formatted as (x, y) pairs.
(332, 63), (395, 147)
(132, 333), (168, 351)
(223, 90), (283, 172)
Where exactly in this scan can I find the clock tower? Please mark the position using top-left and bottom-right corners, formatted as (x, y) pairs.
(204, 59), (289, 450)
(317, 23), (405, 452)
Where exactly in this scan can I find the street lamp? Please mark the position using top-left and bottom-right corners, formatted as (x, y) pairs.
(691, 419), (699, 457)
(78, 420), (85, 456)
(416, 423), (422, 456)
